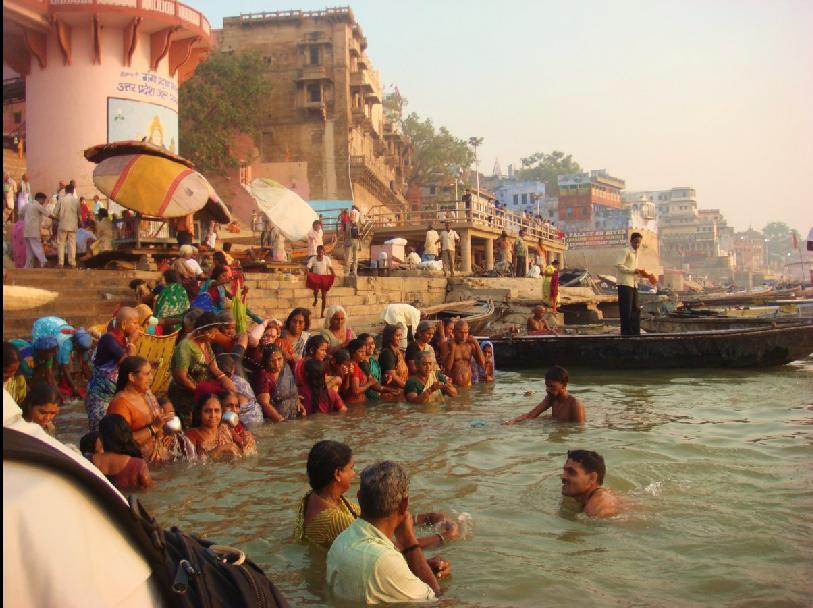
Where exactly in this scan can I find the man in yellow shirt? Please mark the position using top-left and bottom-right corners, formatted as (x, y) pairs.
(615, 232), (656, 335)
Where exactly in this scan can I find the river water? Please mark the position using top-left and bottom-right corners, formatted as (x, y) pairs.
(59, 358), (813, 607)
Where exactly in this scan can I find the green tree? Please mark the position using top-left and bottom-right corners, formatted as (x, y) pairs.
(179, 51), (273, 175)
(515, 150), (582, 195)
(400, 112), (474, 187)
(762, 221), (800, 267)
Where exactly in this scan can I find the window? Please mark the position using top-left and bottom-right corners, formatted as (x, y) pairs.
(309, 46), (320, 65)
(513, 194), (519, 205)
(306, 84), (322, 103)
(521, 193), (528, 204)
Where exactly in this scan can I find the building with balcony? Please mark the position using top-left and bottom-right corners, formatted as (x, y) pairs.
(219, 7), (411, 214)
(557, 170), (625, 232)
(493, 180), (547, 214)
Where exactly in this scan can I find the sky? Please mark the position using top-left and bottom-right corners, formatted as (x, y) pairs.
(196, 0), (812, 235)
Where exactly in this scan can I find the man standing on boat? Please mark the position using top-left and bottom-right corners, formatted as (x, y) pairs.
(615, 232), (657, 335)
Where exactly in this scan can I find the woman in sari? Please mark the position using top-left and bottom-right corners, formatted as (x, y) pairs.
(318, 304), (354, 353)
(167, 312), (236, 422)
(184, 393), (242, 461)
(405, 321), (436, 376)
(252, 344), (304, 422)
(299, 359), (346, 416)
(404, 351), (457, 405)
(276, 308), (311, 363)
(153, 269), (190, 327)
(3, 342), (27, 404)
(378, 324), (408, 395)
(92, 414), (153, 492)
(85, 307), (141, 431)
(190, 265), (236, 315)
(357, 333), (383, 401)
(107, 356), (176, 464)
(172, 244), (205, 299)
(294, 335), (330, 388)
(431, 318), (455, 365)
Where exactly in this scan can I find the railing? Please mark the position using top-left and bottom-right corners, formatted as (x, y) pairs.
(368, 200), (566, 244)
(47, 0), (211, 36)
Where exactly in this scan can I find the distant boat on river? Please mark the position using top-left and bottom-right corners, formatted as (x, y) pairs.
(490, 323), (813, 369)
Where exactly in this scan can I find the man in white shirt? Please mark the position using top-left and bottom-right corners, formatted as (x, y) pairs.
(55, 184), (82, 267)
(615, 232), (656, 335)
(306, 244), (336, 317)
(3, 388), (163, 607)
(22, 192), (52, 268)
(406, 246), (421, 269)
(326, 461), (449, 604)
(76, 221), (98, 256)
(306, 219), (324, 256)
(423, 224), (440, 261)
(439, 221), (460, 277)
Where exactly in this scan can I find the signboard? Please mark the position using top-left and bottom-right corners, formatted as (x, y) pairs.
(566, 229), (628, 249)
(107, 97), (178, 152)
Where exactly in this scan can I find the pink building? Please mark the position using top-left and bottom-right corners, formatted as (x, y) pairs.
(3, 0), (212, 197)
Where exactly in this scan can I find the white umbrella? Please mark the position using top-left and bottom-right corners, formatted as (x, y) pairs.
(248, 178), (318, 241)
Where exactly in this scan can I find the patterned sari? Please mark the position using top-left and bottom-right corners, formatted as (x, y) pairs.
(153, 283), (190, 319)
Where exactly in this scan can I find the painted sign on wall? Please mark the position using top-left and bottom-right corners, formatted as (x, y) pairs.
(566, 229), (628, 249)
(115, 70), (178, 107)
(107, 97), (179, 152)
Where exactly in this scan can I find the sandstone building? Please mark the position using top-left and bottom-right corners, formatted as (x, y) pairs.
(218, 7), (411, 214)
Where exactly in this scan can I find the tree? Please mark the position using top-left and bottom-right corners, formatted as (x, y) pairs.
(762, 221), (800, 267)
(515, 150), (582, 195)
(179, 51), (273, 175)
(400, 112), (474, 187)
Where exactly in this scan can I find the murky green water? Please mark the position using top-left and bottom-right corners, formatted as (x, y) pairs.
(59, 358), (813, 607)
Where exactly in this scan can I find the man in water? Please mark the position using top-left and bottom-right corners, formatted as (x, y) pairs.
(560, 450), (619, 518)
(504, 366), (584, 423)
(615, 232), (657, 335)
(443, 320), (484, 387)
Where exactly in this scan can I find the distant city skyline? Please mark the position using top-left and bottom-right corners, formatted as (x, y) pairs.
(197, 0), (812, 235)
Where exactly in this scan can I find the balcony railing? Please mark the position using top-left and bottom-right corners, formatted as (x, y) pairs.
(46, 0), (211, 36)
(367, 200), (566, 244)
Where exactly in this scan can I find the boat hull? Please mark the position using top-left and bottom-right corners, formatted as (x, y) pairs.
(490, 324), (813, 369)
(640, 316), (805, 333)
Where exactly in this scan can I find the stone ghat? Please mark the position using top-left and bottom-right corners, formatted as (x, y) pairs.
(2, 268), (449, 340)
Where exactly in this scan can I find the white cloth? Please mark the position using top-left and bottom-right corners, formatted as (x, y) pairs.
(307, 228), (324, 256)
(615, 247), (640, 288)
(424, 230), (440, 256)
(3, 389), (162, 607)
(406, 252), (421, 267)
(381, 303), (422, 347)
(326, 518), (435, 604)
(528, 264), (541, 278)
(439, 229), (459, 252)
(56, 193), (81, 232)
(307, 255), (333, 275)
(183, 258), (204, 276)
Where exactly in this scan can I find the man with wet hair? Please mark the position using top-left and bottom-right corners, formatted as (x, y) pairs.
(560, 450), (619, 518)
(326, 461), (450, 603)
(505, 365), (584, 424)
(443, 320), (484, 387)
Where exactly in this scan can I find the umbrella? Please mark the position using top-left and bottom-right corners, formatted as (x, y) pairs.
(248, 178), (318, 241)
(86, 141), (231, 224)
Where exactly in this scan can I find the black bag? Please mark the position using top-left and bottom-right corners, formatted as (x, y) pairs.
(3, 428), (289, 608)
(350, 223), (360, 239)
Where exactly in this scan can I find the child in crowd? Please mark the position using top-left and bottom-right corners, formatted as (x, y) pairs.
(504, 365), (586, 424)
(31, 336), (62, 405)
(90, 414), (153, 492)
(3, 341), (27, 405)
(219, 390), (258, 456)
(21, 382), (60, 437)
(300, 359), (346, 415)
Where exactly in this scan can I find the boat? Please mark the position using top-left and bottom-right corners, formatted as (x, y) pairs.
(641, 313), (810, 333)
(421, 299), (496, 334)
(489, 323), (813, 369)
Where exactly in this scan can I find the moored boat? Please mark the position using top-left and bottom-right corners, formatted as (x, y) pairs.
(641, 315), (809, 333)
(422, 299), (496, 335)
(489, 323), (813, 369)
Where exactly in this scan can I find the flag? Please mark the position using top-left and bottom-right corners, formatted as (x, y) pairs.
(791, 231), (798, 249)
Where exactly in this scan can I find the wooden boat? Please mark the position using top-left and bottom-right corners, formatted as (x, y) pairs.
(489, 323), (813, 369)
(422, 299), (496, 334)
(641, 314), (808, 333)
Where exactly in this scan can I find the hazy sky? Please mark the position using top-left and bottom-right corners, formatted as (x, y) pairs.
(197, 0), (812, 234)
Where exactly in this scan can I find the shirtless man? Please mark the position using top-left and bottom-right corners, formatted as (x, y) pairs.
(443, 320), (484, 387)
(504, 365), (585, 424)
(560, 449), (619, 518)
(527, 305), (557, 335)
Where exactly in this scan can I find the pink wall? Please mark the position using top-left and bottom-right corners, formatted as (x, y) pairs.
(25, 26), (178, 199)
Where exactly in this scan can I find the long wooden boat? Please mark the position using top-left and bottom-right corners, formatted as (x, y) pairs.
(641, 315), (809, 333)
(422, 299), (496, 335)
(489, 324), (813, 369)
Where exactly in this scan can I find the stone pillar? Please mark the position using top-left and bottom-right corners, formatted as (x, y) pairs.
(460, 229), (472, 274)
(485, 237), (494, 270)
